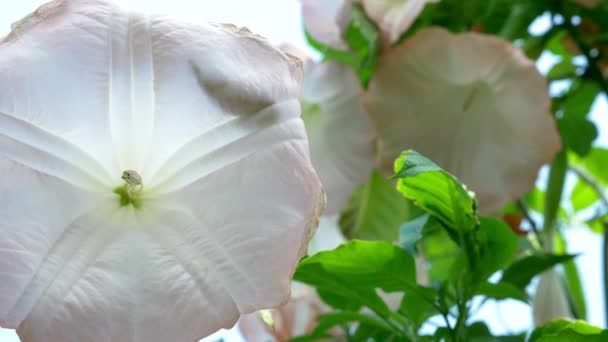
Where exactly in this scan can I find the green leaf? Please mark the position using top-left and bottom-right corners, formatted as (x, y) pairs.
(291, 311), (400, 341)
(294, 241), (417, 315)
(570, 147), (608, 185)
(548, 60), (578, 80)
(475, 282), (527, 303)
(556, 81), (600, 157)
(524, 187), (546, 213)
(399, 286), (439, 327)
(303, 30), (355, 66)
(557, 116), (598, 157)
(393, 150), (477, 234)
(529, 319), (608, 342)
(500, 254), (577, 290)
(340, 170), (415, 242)
(570, 179), (600, 212)
(399, 214), (431, 255)
(421, 226), (460, 283)
(476, 217), (519, 279)
(344, 4), (380, 87)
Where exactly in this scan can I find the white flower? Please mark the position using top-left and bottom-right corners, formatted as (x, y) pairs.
(301, 0), (434, 49)
(300, 0), (353, 49)
(0, 1), (324, 341)
(362, 0), (439, 45)
(364, 28), (561, 213)
(238, 283), (330, 342)
(302, 62), (375, 215)
(532, 269), (572, 326)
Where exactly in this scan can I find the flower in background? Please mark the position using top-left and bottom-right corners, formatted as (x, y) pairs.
(362, 0), (439, 45)
(301, 61), (375, 215)
(300, 0), (352, 49)
(0, 0), (324, 341)
(238, 284), (330, 342)
(364, 28), (561, 213)
(301, 0), (434, 50)
(533, 269), (573, 326)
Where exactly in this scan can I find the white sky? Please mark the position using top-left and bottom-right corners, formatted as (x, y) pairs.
(0, 1), (606, 341)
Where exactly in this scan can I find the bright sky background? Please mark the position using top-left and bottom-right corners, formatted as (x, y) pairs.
(0, 1), (607, 342)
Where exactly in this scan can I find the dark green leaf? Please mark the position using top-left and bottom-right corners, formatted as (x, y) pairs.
(529, 319), (608, 342)
(476, 217), (519, 279)
(475, 282), (527, 303)
(500, 254), (577, 290)
(340, 170), (415, 242)
(557, 116), (598, 157)
(399, 286), (439, 327)
(399, 214), (430, 255)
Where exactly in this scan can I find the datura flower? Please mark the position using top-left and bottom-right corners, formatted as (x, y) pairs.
(364, 28), (561, 213)
(238, 284), (329, 342)
(362, 0), (439, 45)
(300, 0), (352, 49)
(301, 0), (432, 49)
(302, 62), (375, 215)
(532, 269), (572, 326)
(0, 1), (325, 341)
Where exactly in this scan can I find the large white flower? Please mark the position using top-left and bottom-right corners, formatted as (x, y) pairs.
(364, 28), (561, 213)
(0, 1), (324, 341)
(302, 62), (375, 215)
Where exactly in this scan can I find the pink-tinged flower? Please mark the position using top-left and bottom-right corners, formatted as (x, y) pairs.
(533, 269), (572, 326)
(238, 284), (330, 342)
(239, 218), (344, 341)
(302, 62), (375, 215)
(364, 28), (561, 213)
(362, 0), (439, 45)
(0, 1), (325, 341)
(300, 0), (352, 49)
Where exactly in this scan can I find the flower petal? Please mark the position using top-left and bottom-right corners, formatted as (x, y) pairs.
(169, 139), (325, 314)
(364, 28), (561, 213)
(0, 157), (103, 328)
(362, 0), (438, 45)
(302, 62), (375, 215)
(1, 0), (324, 341)
(16, 205), (241, 342)
(533, 269), (572, 326)
(300, 0), (351, 49)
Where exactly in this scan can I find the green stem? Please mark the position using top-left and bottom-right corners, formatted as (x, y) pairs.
(543, 151), (568, 251)
(517, 200), (543, 248)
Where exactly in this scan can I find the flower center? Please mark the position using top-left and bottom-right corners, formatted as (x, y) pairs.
(114, 170), (143, 208)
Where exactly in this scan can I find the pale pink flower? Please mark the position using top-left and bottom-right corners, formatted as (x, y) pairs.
(0, 1), (324, 341)
(364, 28), (561, 213)
(362, 0), (439, 45)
